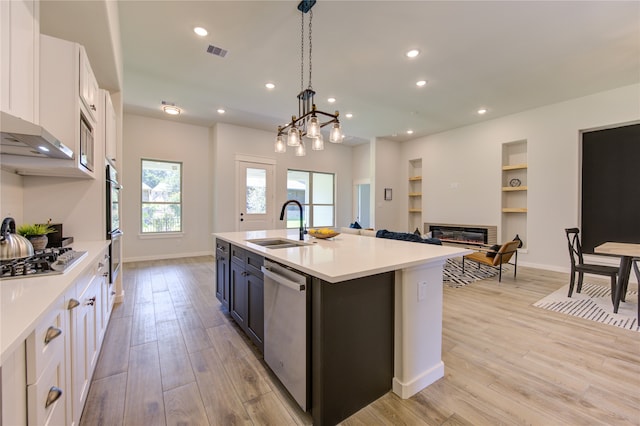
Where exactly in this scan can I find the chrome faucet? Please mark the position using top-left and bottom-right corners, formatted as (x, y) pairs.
(279, 200), (304, 241)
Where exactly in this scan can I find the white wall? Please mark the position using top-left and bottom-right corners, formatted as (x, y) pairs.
(0, 170), (24, 222)
(372, 137), (403, 231)
(212, 123), (353, 233)
(401, 83), (640, 271)
(122, 114), (212, 261)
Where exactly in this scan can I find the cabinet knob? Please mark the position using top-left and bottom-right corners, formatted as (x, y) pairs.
(67, 299), (80, 310)
(45, 387), (63, 408)
(111, 291), (116, 296)
(90, 104), (96, 111)
(44, 326), (62, 344)
(102, 272), (109, 277)
(86, 297), (96, 306)
(98, 262), (104, 268)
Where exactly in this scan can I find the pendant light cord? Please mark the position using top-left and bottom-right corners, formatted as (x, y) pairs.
(300, 10), (304, 93)
(308, 10), (313, 90)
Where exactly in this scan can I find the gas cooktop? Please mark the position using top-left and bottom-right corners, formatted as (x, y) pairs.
(0, 247), (87, 280)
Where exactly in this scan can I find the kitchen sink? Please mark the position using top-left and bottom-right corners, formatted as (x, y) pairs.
(246, 238), (311, 249)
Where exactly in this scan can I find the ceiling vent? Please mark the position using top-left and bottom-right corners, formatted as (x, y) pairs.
(206, 45), (228, 58)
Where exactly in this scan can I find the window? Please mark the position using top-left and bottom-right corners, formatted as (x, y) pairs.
(141, 159), (182, 233)
(286, 170), (335, 228)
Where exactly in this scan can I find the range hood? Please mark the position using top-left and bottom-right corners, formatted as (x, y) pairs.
(0, 111), (74, 160)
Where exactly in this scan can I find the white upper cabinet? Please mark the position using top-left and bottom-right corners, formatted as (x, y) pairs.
(0, 0), (39, 123)
(104, 90), (117, 163)
(79, 46), (99, 123)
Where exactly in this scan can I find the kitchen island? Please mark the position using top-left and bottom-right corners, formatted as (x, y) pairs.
(214, 230), (471, 425)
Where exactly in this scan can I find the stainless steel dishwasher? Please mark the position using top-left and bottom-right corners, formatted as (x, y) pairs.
(261, 259), (309, 411)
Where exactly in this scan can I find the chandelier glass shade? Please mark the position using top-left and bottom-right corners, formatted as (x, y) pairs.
(275, 1), (344, 155)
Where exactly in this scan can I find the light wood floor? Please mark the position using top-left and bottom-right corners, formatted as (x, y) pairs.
(80, 256), (640, 426)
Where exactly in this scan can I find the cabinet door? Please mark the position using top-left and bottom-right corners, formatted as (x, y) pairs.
(71, 279), (98, 423)
(0, 0), (38, 122)
(230, 260), (247, 327)
(246, 273), (264, 352)
(215, 250), (230, 309)
(104, 92), (117, 162)
(79, 46), (98, 121)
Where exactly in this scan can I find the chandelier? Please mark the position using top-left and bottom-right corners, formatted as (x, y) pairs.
(274, 0), (343, 156)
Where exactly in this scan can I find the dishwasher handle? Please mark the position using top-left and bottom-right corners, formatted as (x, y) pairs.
(261, 266), (306, 292)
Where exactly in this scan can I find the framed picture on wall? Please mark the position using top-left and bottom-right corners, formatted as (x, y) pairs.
(384, 188), (392, 201)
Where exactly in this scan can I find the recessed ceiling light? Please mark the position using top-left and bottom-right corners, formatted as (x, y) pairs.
(193, 27), (208, 37)
(407, 129), (414, 134)
(406, 49), (420, 58)
(327, 97), (336, 103)
(217, 109), (225, 114)
(162, 101), (181, 115)
(265, 83), (275, 90)
(416, 80), (427, 87)
(345, 113), (353, 119)
(477, 108), (487, 115)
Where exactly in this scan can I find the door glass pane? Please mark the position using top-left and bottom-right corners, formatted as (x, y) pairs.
(312, 173), (334, 204)
(287, 170), (309, 204)
(246, 168), (266, 214)
(313, 206), (334, 227)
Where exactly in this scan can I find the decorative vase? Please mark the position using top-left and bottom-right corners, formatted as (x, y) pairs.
(28, 235), (48, 250)
(513, 234), (523, 248)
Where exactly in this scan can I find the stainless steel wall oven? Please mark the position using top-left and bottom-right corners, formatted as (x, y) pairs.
(106, 159), (122, 283)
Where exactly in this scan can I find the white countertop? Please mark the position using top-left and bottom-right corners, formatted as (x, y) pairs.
(1, 240), (110, 365)
(214, 230), (471, 283)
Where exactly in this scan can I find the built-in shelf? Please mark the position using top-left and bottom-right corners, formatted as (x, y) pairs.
(501, 141), (527, 248)
(408, 159), (423, 232)
(502, 163), (528, 171)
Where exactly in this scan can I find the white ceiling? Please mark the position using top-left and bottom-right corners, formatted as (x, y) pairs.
(41, 1), (640, 144)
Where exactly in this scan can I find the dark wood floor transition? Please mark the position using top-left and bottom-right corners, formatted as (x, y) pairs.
(80, 256), (640, 425)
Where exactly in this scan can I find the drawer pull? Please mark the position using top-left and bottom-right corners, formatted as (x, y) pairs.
(86, 297), (96, 306)
(102, 272), (109, 277)
(45, 387), (63, 408)
(67, 299), (80, 310)
(44, 326), (62, 344)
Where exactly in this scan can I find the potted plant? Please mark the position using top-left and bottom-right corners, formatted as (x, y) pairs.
(17, 223), (56, 250)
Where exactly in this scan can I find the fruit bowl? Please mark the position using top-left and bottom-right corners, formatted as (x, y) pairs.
(308, 228), (340, 239)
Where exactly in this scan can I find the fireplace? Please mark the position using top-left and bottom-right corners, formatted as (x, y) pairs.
(426, 223), (497, 246)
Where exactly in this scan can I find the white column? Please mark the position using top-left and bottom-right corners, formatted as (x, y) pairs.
(393, 260), (445, 398)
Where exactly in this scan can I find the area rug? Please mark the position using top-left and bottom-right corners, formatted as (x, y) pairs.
(443, 258), (505, 288)
(533, 282), (639, 332)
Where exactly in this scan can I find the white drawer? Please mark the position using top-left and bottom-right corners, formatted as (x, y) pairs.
(27, 344), (66, 426)
(26, 296), (65, 384)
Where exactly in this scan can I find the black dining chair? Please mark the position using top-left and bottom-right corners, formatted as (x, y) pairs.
(565, 228), (619, 302)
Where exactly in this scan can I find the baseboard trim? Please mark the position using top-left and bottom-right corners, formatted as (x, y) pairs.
(123, 251), (214, 263)
(392, 361), (445, 399)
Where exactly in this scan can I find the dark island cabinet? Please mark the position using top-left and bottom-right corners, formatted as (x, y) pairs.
(227, 244), (264, 353)
(215, 240), (230, 309)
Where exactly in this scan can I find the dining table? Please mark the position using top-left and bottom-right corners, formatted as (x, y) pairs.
(594, 242), (640, 314)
